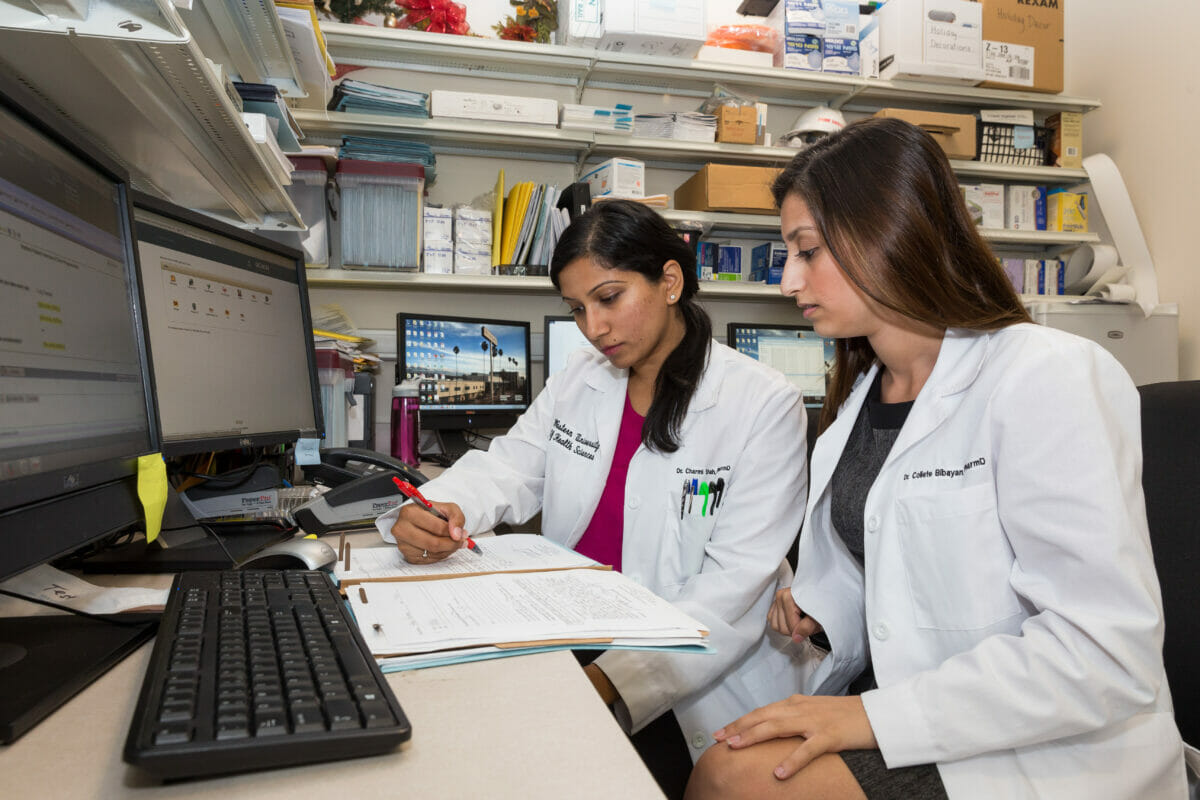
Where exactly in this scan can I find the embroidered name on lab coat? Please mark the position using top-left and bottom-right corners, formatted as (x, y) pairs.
(904, 456), (987, 481)
(549, 418), (598, 460)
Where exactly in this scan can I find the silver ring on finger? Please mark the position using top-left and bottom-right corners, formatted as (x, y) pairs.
(421, 549), (428, 559)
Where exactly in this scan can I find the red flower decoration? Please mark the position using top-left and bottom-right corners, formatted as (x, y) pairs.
(396, 0), (470, 35)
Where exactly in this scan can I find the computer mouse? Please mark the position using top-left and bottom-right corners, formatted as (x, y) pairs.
(239, 537), (339, 571)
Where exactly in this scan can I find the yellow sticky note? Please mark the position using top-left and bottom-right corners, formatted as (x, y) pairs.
(137, 453), (169, 544)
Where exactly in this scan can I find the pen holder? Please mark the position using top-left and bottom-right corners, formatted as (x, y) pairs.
(390, 381), (421, 468)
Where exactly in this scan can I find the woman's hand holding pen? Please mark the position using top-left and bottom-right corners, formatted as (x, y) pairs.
(390, 500), (469, 563)
(768, 587), (822, 644)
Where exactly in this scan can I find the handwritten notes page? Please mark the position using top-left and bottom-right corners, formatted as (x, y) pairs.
(347, 568), (709, 661)
(334, 533), (600, 585)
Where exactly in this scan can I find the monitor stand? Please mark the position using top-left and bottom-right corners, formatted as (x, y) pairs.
(77, 489), (290, 573)
(0, 612), (157, 743)
(434, 429), (474, 464)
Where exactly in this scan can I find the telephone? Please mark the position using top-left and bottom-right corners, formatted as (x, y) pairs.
(294, 448), (429, 536)
(301, 446), (426, 488)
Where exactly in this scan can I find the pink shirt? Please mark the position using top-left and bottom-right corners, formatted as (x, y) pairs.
(573, 393), (644, 572)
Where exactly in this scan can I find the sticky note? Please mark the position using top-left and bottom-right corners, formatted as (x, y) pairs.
(137, 453), (168, 544)
(295, 437), (322, 466)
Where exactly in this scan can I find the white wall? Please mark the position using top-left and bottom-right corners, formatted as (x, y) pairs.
(1065, 2), (1200, 379)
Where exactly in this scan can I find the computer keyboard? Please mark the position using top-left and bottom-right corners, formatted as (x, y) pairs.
(124, 570), (411, 779)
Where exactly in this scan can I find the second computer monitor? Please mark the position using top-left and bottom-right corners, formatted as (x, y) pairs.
(397, 313), (531, 459)
(543, 315), (593, 380)
(727, 322), (833, 407)
(132, 193), (323, 456)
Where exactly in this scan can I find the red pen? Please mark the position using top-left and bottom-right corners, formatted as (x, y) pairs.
(391, 477), (484, 555)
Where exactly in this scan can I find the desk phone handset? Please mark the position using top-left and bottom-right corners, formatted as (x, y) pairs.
(294, 448), (429, 536)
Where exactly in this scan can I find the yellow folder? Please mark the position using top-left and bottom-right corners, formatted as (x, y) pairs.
(491, 169), (504, 267)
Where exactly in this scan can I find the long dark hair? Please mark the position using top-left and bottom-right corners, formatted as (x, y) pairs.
(771, 116), (1031, 431)
(550, 199), (711, 453)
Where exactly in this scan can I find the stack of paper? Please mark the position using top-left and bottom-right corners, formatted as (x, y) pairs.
(275, 2), (335, 110)
(338, 536), (711, 671)
(496, 179), (569, 273)
(339, 136), (436, 183)
(331, 79), (429, 119)
(673, 112), (718, 142)
(633, 113), (675, 138)
(560, 103), (634, 133)
(633, 112), (716, 143)
(234, 81), (304, 154)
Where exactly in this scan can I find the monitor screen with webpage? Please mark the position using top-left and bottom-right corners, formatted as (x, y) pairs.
(543, 315), (593, 380)
(0, 75), (159, 742)
(727, 322), (834, 407)
(396, 313), (531, 461)
(131, 194), (322, 457)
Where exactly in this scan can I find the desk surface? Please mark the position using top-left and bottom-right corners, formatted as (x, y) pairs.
(0, 559), (665, 798)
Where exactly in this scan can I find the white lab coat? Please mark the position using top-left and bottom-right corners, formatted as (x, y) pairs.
(378, 341), (818, 760)
(793, 324), (1187, 798)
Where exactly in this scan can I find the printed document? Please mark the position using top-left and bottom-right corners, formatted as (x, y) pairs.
(335, 533), (600, 584)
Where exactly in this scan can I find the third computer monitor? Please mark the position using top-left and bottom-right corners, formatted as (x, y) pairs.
(727, 322), (833, 408)
(396, 312), (531, 459)
(543, 315), (593, 381)
(131, 193), (323, 457)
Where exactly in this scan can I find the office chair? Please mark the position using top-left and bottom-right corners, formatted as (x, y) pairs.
(1138, 380), (1200, 788)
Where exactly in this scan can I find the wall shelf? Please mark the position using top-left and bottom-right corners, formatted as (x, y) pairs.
(319, 23), (1102, 114)
(295, 109), (1091, 186)
(306, 268), (798, 303)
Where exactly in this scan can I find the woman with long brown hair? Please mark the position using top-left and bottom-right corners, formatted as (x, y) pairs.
(685, 116), (1185, 800)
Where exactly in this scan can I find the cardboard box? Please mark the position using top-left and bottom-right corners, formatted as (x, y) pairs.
(978, 0), (1063, 93)
(716, 106), (758, 145)
(717, 245), (742, 278)
(821, 0), (860, 75)
(781, 33), (823, 70)
(877, 0), (984, 85)
(696, 240), (719, 281)
(423, 206), (453, 245)
(564, 0), (604, 48)
(599, 0), (707, 58)
(1047, 189), (1088, 233)
(1005, 184), (1047, 231)
(873, 108), (977, 160)
(859, 11), (880, 78)
(696, 45), (774, 69)
(582, 157), (645, 199)
(1045, 111), (1083, 169)
(674, 164), (783, 215)
(750, 242), (788, 283)
(767, 0), (825, 36)
(968, 182), (1005, 229)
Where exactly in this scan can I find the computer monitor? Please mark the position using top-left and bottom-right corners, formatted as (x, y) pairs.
(543, 315), (593, 380)
(130, 193), (322, 456)
(0, 76), (159, 742)
(726, 322), (834, 408)
(396, 313), (531, 460)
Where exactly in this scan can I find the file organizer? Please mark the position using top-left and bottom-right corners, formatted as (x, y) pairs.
(263, 156), (330, 266)
(316, 347), (354, 448)
(336, 161), (424, 270)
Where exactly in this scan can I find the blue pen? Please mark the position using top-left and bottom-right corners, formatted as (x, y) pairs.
(689, 478), (697, 513)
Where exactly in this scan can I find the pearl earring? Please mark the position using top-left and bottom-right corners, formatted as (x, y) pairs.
(669, 294), (676, 301)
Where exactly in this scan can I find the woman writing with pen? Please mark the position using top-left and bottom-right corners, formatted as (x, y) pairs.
(375, 199), (819, 798)
(683, 116), (1185, 799)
